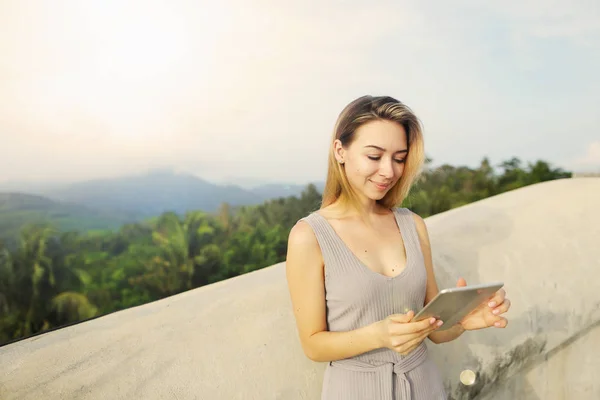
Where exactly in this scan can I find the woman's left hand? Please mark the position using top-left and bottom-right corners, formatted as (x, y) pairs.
(457, 278), (510, 331)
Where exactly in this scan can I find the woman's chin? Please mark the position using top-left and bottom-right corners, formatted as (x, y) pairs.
(365, 190), (387, 201)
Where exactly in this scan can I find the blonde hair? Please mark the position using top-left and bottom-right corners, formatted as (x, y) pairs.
(321, 95), (425, 214)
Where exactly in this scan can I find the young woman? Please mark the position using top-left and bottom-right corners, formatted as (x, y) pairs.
(285, 95), (510, 399)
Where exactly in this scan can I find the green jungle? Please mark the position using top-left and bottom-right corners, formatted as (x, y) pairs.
(0, 157), (571, 345)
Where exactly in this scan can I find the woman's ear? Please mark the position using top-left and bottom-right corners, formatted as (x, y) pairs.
(333, 139), (345, 164)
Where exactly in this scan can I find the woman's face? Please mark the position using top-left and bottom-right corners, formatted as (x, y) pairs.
(334, 119), (408, 202)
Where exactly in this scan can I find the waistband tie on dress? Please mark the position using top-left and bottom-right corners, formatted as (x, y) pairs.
(329, 343), (428, 400)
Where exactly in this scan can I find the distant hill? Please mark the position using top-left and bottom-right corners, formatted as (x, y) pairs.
(248, 182), (325, 200)
(0, 170), (324, 239)
(0, 193), (139, 239)
(39, 169), (324, 217)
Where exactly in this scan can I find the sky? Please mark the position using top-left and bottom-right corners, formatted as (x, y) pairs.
(1, 0), (599, 186)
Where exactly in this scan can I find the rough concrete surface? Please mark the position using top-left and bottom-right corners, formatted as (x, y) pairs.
(1, 178), (599, 399)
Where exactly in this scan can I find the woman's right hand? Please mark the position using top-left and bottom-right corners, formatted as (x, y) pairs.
(375, 311), (443, 356)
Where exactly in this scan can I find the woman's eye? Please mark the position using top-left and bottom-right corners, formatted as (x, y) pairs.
(368, 155), (405, 163)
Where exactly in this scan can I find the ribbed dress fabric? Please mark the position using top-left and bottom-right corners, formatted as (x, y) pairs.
(299, 207), (447, 400)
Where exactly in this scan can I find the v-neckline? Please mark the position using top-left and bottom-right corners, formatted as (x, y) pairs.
(315, 209), (411, 280)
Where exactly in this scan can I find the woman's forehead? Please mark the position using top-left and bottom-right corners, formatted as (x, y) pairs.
(352, 121), (407, 148)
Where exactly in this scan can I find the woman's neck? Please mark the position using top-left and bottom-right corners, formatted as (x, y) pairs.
(328, 196), (389, 220)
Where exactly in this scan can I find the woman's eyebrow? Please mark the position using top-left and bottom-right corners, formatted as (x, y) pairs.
(364, 145), (408, 153)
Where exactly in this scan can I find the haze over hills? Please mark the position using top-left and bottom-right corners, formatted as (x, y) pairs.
(40, 169), (323, 215)
(0, 169), (325, 238)
(0, 193), (139, 239)
(41, 169), (258, 216)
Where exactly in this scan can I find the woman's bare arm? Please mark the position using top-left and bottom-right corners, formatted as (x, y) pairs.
(285, 221), (383, 362)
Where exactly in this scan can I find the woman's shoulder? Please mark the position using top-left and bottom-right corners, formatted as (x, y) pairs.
(287, 215), (324, 267)
(393, 207), (427, 229)
(288, 213), (320, 248)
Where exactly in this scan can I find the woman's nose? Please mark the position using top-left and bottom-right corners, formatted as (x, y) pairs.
(379, 160), (394, 178)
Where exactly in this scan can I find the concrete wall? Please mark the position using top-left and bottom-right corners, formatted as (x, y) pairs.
(1, 177), (599, 399)
(421, 177), (600, 399)
(480, 321), (600, 400)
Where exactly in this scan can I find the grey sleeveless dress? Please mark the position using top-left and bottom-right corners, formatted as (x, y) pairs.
(300, 207), (447, 400)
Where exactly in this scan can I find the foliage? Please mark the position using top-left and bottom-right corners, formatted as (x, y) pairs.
(0, 193), (136, 239)
(0, 158), (571, 345)
(402, 157), (570, 217)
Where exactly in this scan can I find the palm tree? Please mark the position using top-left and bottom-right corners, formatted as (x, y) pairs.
(140, 211), (224, 296)
(8, 224), (98, 338)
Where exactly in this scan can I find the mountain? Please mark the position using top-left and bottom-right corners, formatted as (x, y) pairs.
(38, 170), (251, 217)
(0, 170), (325, 234)
(0, 193), (138, 239)
(0, 180), (63, 195)
(250, 182), (325, 199)
(40, 169), (323, 217)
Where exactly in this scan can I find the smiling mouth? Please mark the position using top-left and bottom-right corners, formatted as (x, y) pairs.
(370, 180), (391, 189)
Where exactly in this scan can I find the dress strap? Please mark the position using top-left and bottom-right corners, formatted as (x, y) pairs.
(392, 207), (423, 259)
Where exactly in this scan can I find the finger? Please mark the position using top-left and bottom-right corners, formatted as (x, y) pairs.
(493, 317), (508, 328)
(388, 310), (414, 323)
(408, 320), (441, 338)
(456, 277), (467, 287)
(394, 336), (421, 355)
(404, 317), (442, 334)
(492, 299), (511, 315)
(394, 321), (442, 352)
(416, 318), (444, 336)
(396, 329), (433, 355)
(487, 289), (506, 308)
(416, 325), (437, 342)
(391, 318), (431, 336)
(399, 340), (421, 355)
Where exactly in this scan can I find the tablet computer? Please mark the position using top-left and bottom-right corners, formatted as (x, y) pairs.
(414, 282), (504, 331)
